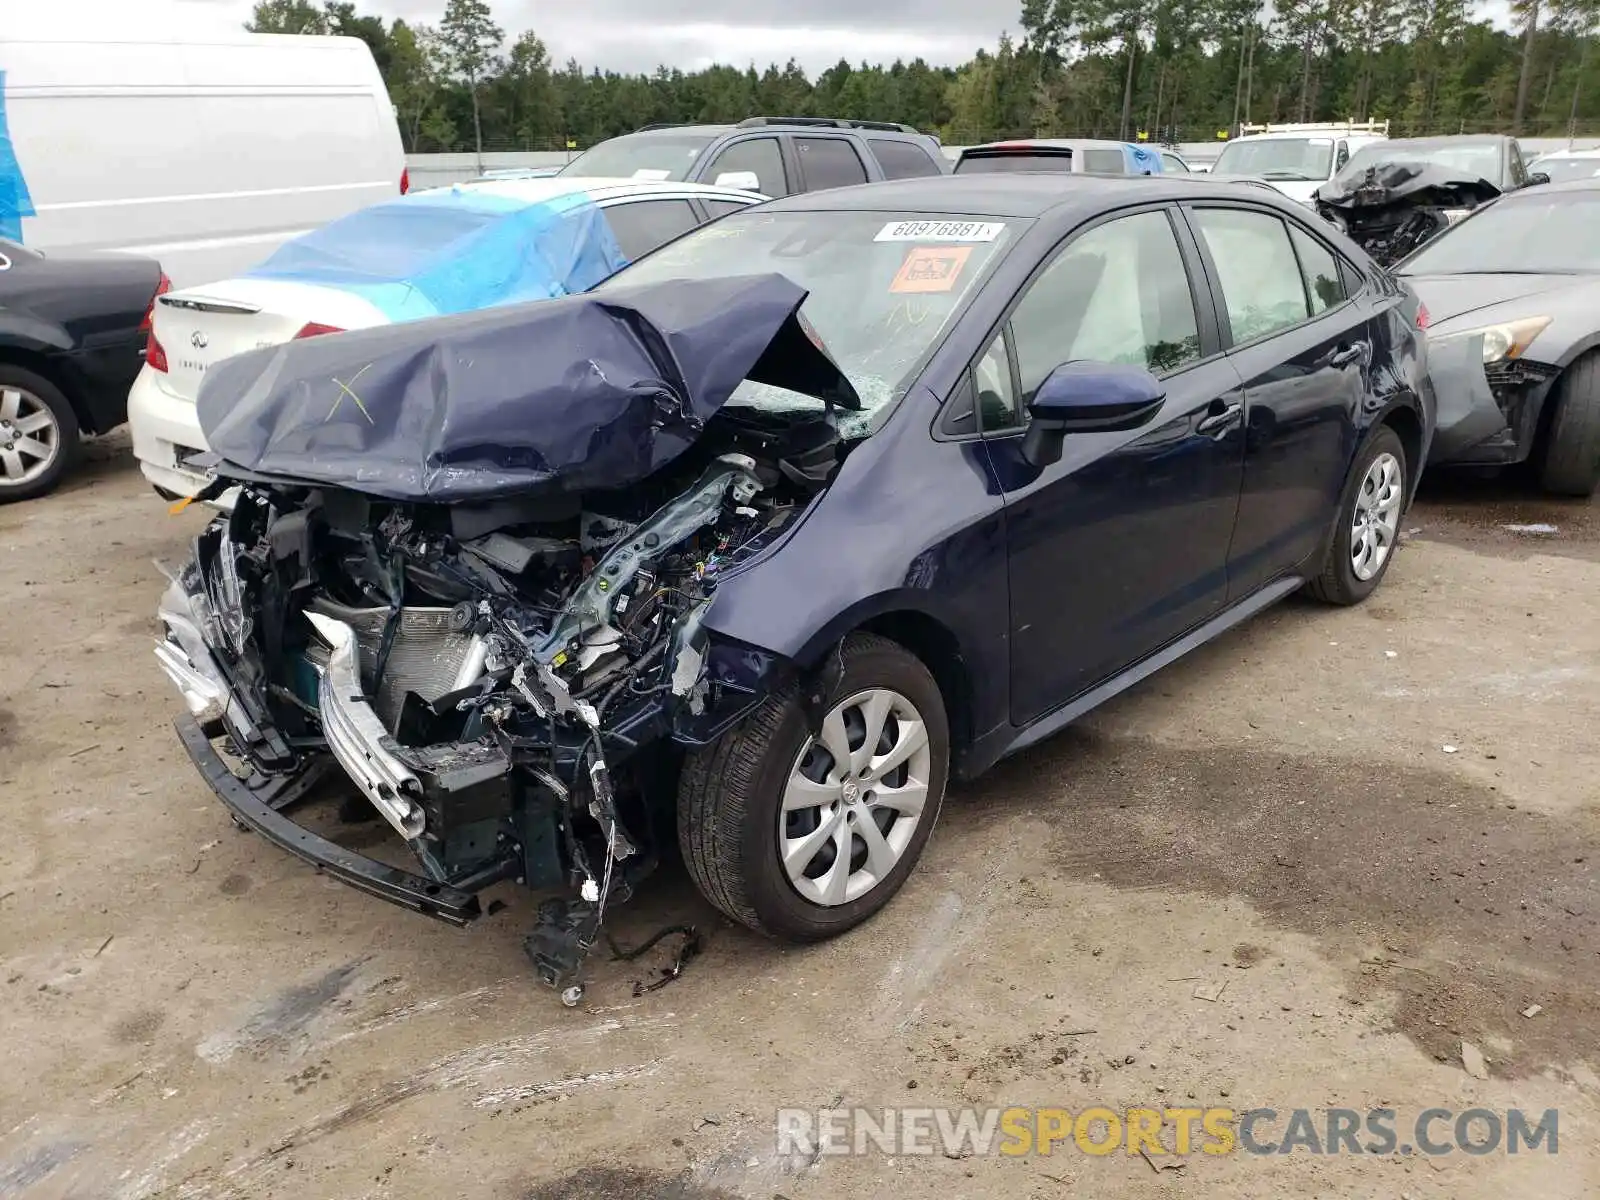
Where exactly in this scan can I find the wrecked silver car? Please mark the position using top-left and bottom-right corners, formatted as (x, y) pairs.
(1316, 161), (1502, 266)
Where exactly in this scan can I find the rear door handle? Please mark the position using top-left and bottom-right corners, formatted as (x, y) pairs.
(1326, 340), (1369, 369)
(1195, 400), (1243, 437)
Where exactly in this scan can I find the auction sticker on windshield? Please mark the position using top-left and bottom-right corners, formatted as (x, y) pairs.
(876, 220), (1005, 243)
(890, 246), (973, 293)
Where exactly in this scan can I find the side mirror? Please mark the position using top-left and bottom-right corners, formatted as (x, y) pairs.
(713, 170), (761, 191)
(1020, 361), (1166, 468)
(1529, 171), (1550, 186)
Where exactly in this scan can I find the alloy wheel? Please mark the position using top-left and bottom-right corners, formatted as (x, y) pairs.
(778, 688), (933, 907)
(1350, 451), (1403, 581)
(0, 386), (62, 489)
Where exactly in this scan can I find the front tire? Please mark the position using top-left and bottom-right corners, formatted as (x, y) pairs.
(678, 633), (949, 941)
(1537, 353), (1600, 498)
(0, 367), (80, 504)
(1306, 425), (1408, 606)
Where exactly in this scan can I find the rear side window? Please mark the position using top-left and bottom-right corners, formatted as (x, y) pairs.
(1194, 208), (1312, 343)
(1288, 226), (1347, 315)
(604, 199), (701, 261)
(1160, 153), (1189, 173)
(703, 137), (788, 197)
(795, 137), (869, 190)
(1083, 147), (1126, 173)
(955, 151), (1075, 174)
(870, 138), (944, 179)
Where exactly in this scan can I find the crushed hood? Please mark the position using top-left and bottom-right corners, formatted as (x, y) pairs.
(1316, 161), (1501, 211)
(196, 272), (860, 503)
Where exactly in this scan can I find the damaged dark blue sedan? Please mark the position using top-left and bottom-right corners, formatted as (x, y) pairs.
(154, 176), (1433, 997)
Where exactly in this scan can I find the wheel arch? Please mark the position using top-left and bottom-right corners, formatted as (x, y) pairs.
(1376, 398), (1425, 501)
(0, 343), (87, 427)
(790, 598), (978, 762)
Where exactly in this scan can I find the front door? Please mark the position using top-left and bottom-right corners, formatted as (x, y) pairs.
(981, 207), (1248, 726)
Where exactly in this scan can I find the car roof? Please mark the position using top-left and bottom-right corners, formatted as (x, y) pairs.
(758, 173), (1308, 220)
(962, 138), (1134, 152)
(1364, 135), (1507, 149)
(1500, 176), (1600, 196)
(420, 176), (764, 204)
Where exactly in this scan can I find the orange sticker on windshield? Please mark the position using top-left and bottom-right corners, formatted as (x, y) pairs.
(889, 245), (972, 294)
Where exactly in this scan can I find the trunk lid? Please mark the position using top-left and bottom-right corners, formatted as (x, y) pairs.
(151, 278), (387, 403)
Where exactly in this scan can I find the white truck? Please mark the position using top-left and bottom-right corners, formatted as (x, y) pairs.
(1210, 120), (1390, 206)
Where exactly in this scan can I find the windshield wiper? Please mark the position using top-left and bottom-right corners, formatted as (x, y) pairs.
(1258, 170), (1315, 181)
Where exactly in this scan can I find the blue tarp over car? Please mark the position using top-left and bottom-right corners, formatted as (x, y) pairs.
(242, 184), (630, 322)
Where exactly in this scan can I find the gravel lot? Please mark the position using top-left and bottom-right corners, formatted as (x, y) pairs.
(2, 434), (1597, 1199)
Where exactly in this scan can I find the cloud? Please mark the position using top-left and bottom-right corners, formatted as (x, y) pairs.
(17, 0), (1017, 74)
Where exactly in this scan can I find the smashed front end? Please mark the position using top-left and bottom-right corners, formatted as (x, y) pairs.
(152, 274), (858, 995)
(1317, 162), (1501, 267)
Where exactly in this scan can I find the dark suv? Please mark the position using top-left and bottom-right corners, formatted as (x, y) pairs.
(557, 117), (950, 197)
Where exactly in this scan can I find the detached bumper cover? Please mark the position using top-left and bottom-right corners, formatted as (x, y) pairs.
(176, 713), (484, 926)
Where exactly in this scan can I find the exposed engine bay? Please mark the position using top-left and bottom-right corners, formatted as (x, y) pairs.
(153, 273), (862, 999)
(1317, 161), (1501, 267)
(159, 412), (842, 997)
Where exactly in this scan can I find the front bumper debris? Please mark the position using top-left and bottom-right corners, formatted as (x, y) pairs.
(303, 611), (427, 841)
(175, 712), (486, 926)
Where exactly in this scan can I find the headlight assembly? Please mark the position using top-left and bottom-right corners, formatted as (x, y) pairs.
(1436, 315), (1552, 364)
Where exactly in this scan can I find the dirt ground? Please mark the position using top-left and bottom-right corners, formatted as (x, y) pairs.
(2, 434), (1597, 1200)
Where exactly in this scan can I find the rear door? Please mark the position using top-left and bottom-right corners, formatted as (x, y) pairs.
(976, 205), (1247, 722)
(1184, 203), (1375, 598)
(792, 136), (871, 193)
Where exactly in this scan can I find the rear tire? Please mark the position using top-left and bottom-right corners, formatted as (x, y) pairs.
(1306, 425), (1408, 606)
(1537, 353), (1600, 498)
(0, 366), (80, 504)
(677, 633), (949, 941)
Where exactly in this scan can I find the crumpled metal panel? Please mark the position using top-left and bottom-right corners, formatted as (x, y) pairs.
(196, 272), (860, 503)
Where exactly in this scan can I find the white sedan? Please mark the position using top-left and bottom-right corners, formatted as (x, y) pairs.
(128, 177), (765, 499)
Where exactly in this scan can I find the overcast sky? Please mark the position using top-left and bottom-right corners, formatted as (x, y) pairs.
(23, 0), (1508, 77)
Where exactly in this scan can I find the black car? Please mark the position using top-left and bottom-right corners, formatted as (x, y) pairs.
(154, 175), (1432, 998)
(1399, 177), (1600, 495)
(0, 240), (167, 502)
(558, 117), (949, 198)
(1316, 135), (1544, 265)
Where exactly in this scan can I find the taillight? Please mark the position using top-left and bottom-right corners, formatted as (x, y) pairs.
(141, 271), (171, 333)
(294, 322), (345, 340)
(1416, 302), (1430, 330)
(400, 167), (410, 195)
(146, 329), (168, 372)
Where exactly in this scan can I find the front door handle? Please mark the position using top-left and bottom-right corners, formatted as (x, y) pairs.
(1326, 340), (1369, 369)
(1195, 400), (1243, 438)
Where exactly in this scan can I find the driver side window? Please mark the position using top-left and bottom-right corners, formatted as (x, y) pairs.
(1009, 209), (1201, 408)
(1335, 141), (1350, 171)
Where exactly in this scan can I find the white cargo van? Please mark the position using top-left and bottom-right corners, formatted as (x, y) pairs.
(0, 32), (407, 287)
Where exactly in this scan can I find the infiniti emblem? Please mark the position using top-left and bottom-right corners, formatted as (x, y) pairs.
(191, 330), (208, 349)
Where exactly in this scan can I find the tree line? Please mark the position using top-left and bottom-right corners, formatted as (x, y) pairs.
(249, 0), (1600, 154)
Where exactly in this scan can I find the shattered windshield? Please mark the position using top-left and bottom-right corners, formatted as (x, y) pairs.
(1396, 193), (1600, 275)
(1340, 140), (1503, 185)
(558, 133), (717, 181)
(601, 209), (1021, 435)
(1212, 137), (1335, 181)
